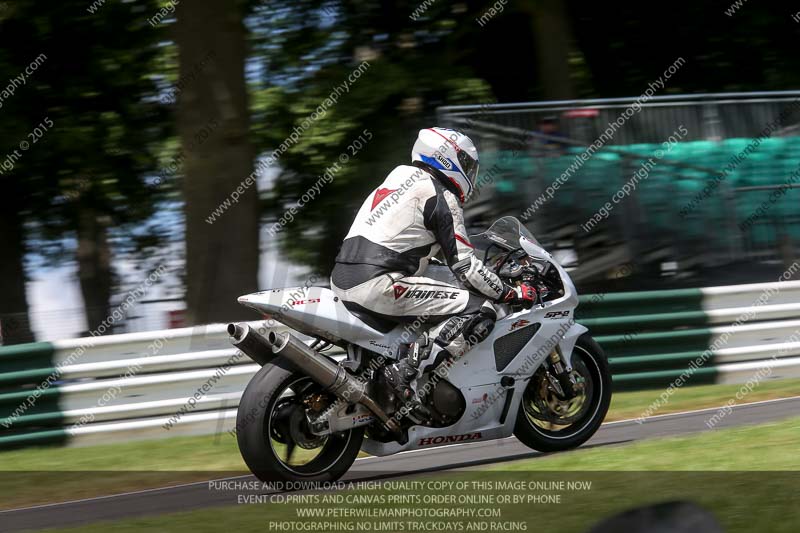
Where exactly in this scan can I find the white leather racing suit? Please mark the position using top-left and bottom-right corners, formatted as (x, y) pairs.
(331, 162), (515, 342)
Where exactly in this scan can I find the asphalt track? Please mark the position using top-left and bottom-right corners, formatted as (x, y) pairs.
(1, 396), (798, 532)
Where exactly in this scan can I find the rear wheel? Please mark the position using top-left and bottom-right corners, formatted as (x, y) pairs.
(236, 360), (364, 482)
(513, 333), (611, 452)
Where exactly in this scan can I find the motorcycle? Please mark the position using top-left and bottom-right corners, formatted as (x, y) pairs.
(228, 216), (611, 482)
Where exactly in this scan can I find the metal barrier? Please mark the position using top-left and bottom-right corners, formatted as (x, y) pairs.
(583, 280), (800, 390)
(438, 91), (800, 144)
(0, 322), (268, 449)
(444, 93), (800, 282)
(457, 119), (737, 282)
(1, 280), (799, 449)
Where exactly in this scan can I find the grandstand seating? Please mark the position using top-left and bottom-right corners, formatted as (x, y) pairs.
(480, 136), (800, 264)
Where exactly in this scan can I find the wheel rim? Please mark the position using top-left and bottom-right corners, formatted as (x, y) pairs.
(521, 345), (603, 440)
(265, 376), (353, 476)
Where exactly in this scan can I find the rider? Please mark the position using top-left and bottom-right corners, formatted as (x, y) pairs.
(331, 127), (537, 411)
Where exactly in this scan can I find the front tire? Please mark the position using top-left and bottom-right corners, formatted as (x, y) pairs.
(513, 333), (611, 453)
(236, 360), (364, 482)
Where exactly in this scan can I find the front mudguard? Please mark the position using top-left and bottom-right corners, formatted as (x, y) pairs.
(557, 321), (589, 371)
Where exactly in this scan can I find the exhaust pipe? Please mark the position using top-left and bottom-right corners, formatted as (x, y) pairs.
(227, 324), (398, 431)
(227, 323), (274, 367)
(268, 331), (365, 398)
(268, 330), (399, 431)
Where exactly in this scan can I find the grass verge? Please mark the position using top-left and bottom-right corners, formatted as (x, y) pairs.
(36, 416), (800, 533)
(605, 376), (800, 422)
(0, 378), (797, 510)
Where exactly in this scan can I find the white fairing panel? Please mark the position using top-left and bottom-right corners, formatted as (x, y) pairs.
(238, 245), (589, 457)
(238, 287), (383, 343)
(363, 257), (586, 457)
(237, 287), (417, 357)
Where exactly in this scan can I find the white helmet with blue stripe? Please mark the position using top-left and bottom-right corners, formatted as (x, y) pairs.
(411, 127), (479, 203)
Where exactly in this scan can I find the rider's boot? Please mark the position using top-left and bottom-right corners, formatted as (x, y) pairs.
(384, 309), (496, 422)
(382, 333), (432, 421)
(419, 311), (496, 386)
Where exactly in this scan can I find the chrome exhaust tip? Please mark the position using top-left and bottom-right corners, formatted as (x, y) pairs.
(227, 323), (274, 366)
(227, 322), (244, 339)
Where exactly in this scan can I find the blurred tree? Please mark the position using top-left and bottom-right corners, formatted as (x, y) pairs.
(0, 180), (33, 344)
(464, 0), (587, 101)
(2, 0), (798, 342)
(250, 0), (800, 275)
(176, 0), (260, 324)
(249, 0), (496, 275)
(0, 1), (169, 339)
(526, 0), (577, 99)
(568, 2), (800, 96)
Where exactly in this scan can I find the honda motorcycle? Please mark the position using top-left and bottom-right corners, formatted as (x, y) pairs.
(228, 216), (611, 482)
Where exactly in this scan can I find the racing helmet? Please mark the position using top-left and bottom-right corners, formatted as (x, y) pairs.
(411, 127), (479, 203)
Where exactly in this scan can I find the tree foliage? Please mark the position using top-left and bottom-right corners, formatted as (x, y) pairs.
(0, 0), (169, 337)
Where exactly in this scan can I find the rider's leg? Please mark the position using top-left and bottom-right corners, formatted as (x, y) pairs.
(332, 271), (486, 320)
(385, 277), (489, 398)
(332, 271), (494, 406)
(419, 301), (497, 371)
(384, 302), (496, 413)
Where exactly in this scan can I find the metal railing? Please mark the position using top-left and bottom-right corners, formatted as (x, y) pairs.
(3, 281), (800, 449)
(438, 91), (800, 144)
(440, 92), (800, 285)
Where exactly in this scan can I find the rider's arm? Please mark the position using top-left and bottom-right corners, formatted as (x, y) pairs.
(424, 187), (516, 302)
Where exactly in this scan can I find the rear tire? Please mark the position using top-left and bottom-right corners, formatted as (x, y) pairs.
(236, 359), (364, 482)
(513, 333), (611, 453)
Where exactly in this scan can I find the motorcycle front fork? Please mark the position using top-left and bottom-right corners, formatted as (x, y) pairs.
(546, 346), (580, 400)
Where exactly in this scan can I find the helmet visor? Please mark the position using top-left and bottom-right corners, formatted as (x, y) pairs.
(457, 149), (479, 187)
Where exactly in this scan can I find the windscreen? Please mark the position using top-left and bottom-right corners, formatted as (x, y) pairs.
(469, 216), (540, 263)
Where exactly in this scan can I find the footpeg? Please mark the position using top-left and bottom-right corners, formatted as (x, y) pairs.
(398, 394), (431, 425)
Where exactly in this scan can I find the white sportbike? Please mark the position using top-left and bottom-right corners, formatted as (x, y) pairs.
(228, 216), (611, 482)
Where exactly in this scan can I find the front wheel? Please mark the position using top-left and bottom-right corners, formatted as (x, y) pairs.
(513, 333), (611, 452)
(236, 360), (364, 482)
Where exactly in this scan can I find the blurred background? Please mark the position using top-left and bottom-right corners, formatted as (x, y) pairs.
(1, 0), (800, 344)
